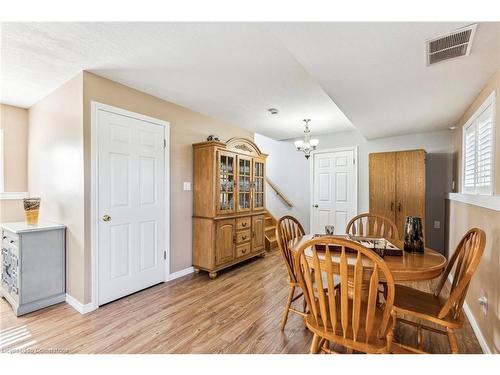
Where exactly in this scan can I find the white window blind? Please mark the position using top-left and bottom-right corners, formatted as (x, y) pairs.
(462, 92), (496, 195)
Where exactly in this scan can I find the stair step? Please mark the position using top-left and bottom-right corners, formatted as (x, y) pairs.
(265, 229), (275, 237)
(265, 237), (278, 251)
(266, 233), (276, 242)
(264, 212), (277, 252)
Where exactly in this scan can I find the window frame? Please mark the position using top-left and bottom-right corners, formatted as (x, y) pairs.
(461, 91), (496, 195)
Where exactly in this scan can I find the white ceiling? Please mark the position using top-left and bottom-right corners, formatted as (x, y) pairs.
(1, 22), (499, 140)
(268, 22), (500, 139)
(0, 22), (353, 140)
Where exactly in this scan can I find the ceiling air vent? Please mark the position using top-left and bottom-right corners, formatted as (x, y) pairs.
(426, 24), (477, 65)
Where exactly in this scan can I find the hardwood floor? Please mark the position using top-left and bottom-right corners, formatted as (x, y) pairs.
(0, 250), (482, 354)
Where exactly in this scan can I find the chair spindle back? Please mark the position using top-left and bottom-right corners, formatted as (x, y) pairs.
(276, 216), (306, 283)
(434, 228), (486, 320)
(294, 237), (395, 347)
(345, 213), (399, 239)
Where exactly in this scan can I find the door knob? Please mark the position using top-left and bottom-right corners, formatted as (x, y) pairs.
(313, 204), (319, 208)
(102, 215), (111, 222)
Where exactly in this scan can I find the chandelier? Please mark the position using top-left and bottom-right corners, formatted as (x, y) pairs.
(294, 119), (319, 159)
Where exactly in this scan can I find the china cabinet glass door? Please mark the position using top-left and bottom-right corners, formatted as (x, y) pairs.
(253, 159), (265, 210)
(218, 151), (235, 213)
(237, 156), (252, 212)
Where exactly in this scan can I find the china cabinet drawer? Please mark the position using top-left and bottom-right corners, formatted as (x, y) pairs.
(236, 243), (251, 258)
(236, 217), (251, 230)
(236, 229), (251, 244)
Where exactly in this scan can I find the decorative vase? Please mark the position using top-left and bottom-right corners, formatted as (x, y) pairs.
(403, 216), (424, 253)
(324, 225), (335, 235)
(23, 197), (41, 225)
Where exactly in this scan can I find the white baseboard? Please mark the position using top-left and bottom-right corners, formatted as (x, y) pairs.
(65, 294), (97, 315)
(462, 300), (492, 354)
(447, 274), (491, 354)
(67, 267), (193, 314)
(168, 266), (194, 281)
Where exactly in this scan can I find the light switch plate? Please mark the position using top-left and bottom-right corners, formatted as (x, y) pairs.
(433, 221), (441, 229)
(183, 182), (192, 191)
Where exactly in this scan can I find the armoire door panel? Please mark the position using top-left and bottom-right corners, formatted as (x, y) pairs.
(251, 215), (265, 253)
(252, 159), (265, 211)
(217, 151), (236, 215)
(369, 152), (396, 222)
(395, 150), (426, 235)
(215, 219), (235, 265)
(236, 155), (252, 213)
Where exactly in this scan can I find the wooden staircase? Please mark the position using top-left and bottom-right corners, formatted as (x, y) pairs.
(264, 211), (278, 251)
(263, 179), (293, 251)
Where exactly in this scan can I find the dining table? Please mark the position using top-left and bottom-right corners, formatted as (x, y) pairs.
(288, 234), (447, 282)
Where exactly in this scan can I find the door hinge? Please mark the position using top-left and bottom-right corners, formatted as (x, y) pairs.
(353, 158), (356, 165)
(163, 139), (166, 148)
(163, 250), (167, 260)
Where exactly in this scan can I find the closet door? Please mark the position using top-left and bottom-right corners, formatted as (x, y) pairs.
(395, 150), (426, 234)
(369, 152), (396, 222)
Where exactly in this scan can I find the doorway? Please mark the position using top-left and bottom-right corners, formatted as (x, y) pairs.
(310, 147), (358, 234)
(91, 102), (170, 307)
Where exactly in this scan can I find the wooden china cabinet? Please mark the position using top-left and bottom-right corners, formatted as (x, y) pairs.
(192, 137), (267, 279)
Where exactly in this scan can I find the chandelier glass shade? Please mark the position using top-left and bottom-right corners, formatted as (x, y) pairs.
(294, 119), (319, 159)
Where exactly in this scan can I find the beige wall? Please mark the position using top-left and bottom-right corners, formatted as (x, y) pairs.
(447, 201), (499, 353)
(449, 68), (500, 353)
(81, 72), (252, 303)
(28, 73), (86, 303)
(23, 70), (252, 305)
(0, 104), (29, 222)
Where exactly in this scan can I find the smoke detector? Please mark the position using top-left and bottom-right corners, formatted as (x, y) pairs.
(426, 24), (477, 66)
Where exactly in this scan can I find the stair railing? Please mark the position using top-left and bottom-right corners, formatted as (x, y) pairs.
(266, 178), (293, 208)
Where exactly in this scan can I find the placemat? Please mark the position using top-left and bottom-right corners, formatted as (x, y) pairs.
(312, 234), (403, 256)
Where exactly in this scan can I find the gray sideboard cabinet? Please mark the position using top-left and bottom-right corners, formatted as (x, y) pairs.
(1, 222), (66, 316)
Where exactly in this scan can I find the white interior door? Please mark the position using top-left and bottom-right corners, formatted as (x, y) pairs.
(312, 149), (357, 234)
(97, 108), (166, 305)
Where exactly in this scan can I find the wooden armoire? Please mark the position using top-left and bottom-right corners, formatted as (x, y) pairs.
(369, 150), (426, 237)
(192, 137), (267, 279)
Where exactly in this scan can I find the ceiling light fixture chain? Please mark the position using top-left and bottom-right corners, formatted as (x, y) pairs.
(294, 119), (319, 159)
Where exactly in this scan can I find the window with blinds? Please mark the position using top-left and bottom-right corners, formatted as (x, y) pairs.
(462, 91), (496, 195)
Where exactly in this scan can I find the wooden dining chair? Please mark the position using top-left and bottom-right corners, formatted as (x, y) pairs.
(294, 237), (396, 354)
(276, 215), (307, 330)
(393, 228), (486, 354)
(345, 213), (399, 240)
(346, 213), (399, 304)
